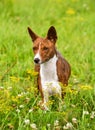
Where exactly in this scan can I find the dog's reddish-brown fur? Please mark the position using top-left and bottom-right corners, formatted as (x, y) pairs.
(28, 26), (71, 103)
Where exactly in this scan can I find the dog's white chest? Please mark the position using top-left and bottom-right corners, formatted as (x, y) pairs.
(40, 55), (61, 96)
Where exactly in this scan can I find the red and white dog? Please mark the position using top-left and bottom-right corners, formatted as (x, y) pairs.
(28, 26), (71, 110)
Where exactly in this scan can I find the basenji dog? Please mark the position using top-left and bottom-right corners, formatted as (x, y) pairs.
(28, 26), (71, 110)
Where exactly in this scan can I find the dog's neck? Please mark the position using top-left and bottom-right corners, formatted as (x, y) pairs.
(40, 54), (58, 83)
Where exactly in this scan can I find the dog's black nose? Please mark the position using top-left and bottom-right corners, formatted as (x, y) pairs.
(34, 58), (40, 64)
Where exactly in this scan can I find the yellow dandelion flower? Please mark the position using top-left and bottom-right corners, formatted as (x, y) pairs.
(66, 87), (78, 95)
(27, 69), (38, 76)
(66, 87), (72, 93)
(10, 76), (20, 82)
(32, 71), (38, 76)
(80, 85), (92, 90)
(66, 8), (76, 15)
(27, 69), (32, 74)
(11, 96), (18, 102)
(48, 100), (53, 105)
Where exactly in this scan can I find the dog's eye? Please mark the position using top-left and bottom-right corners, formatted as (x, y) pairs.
(43, 47), (49, 51)
(33, 47), (38, 51)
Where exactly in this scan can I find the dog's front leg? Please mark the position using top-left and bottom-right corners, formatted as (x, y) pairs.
(42, 88), (49, 111)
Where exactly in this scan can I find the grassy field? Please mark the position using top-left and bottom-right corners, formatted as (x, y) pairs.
(0, 0), (95, 129)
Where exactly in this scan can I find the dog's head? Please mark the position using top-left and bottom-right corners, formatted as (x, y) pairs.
(28, 26), (57, 64)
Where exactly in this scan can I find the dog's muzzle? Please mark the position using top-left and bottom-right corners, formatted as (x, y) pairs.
(34, 58), (40, 64)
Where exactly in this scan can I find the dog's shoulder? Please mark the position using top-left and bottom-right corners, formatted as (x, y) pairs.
(56, 51), (71, 85)
(57, 51), (70, 70)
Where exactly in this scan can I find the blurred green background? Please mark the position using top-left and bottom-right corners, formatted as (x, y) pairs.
(0, 0), (95, 129)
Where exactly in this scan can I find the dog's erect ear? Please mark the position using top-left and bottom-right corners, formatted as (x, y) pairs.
(28, 27), (38, 42)
(47, 26), (57, 43)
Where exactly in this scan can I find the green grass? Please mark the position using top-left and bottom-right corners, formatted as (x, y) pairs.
(0, 0), (95, 129)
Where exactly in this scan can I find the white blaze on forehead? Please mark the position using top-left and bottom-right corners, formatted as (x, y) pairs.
(34, 42), (42, 61)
